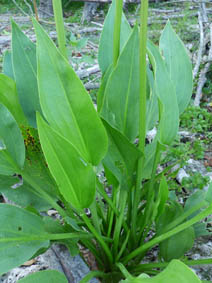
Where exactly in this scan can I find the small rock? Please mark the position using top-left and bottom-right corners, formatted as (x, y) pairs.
(0, 244), (98, 283)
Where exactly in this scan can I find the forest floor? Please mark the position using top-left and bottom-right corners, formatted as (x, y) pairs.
(0, 0), (212, 282)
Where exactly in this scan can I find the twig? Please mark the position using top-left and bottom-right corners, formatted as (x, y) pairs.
(160, 0), (212, 5)
(91, 21), (103, 27)
(149, 11), (198, 21)
(194, 24), (212, 106)
(32, 0), (39, 21)
(200, 2), (208, 23)
(76, 64), (100, 79)
(193, 11), (204, 79)
(85, 82), (100, 90)
(78, 27), (102, 33)
(149, 8), (181, 13)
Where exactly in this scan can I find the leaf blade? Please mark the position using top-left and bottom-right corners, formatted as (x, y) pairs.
(101, 26), (139, 141)
(33, 19), (107, 166)
(98, 1), (132, 74)
(0, 74), (27, 126)
(11, 20), (41, 127)
(159, 21), (193, 114)
(37, 113), (96, 209)
(147, 40), (179, 145)
(17, 270), (68, 283)
(0, 204), (49, 275)
(0, 104), (25, 172)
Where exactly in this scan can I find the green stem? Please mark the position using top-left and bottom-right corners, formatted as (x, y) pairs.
(107, 184), (119, 237)
(113, 0), (124, 67)
(80, 239), (105, 268)
(116, 263), (134, 280)
(131, 0), (149, 243)
(97, 181), (129, 233)
(81, 213), (113, 265)
(0, 232), (93, 243)
(130, 258), (212, 273)
(162, 200), (207, 233)
(2, 151), (67, 219)
(59, 194), (75, 218)
(138, 0), (148, 154)
(90, 201), (101, 234)
(139, 142), (162, 242)
(21, 171), (67, 219)
(122, 203), (212, 264)
(52, 0), (68, 60)
(80, 271), (109, 283)
(115, 230), (130, 262)
(113, 189), (128, 257)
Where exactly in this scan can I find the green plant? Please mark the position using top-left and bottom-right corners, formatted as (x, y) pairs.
(182, 173), (210, 191)
(163, 138), (205, 166)
(0, 0), (212, 282)
(180, 105), (212, 134)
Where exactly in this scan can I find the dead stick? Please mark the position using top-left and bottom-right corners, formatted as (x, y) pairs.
(33, 0), (39, 22)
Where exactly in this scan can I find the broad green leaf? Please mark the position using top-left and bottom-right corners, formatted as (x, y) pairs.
(101, 29), (159, 142)
(0, 104), (25, 174)
(11, 20), (41, 128)
(146, 68), (158, 131)
(97, 64), (113, 112)
(0, 74), (27, 126)
(98, 0), (131, 74)
(142, 134), (159, 179)
(43, 216), (79, 256)
(37, 113), (96, 210)
(158, 176), (169, 213)
(102, 120), (142, 188)
(3, 50), (15, 80)
(18, 270), (68, 283)
(184, 188), (212, 237)
(0, 204), (49, 275)
(160, 21), (193, 114)
(0, 174), (56, 211)
(147, 40), (179, 145)
(160, 224), (194, 261)
(33, 19), (107, 166)
(22, 130), (60, 198)
(101, 26), (139, 141)
(205, 182), (212, 203)
(120, 260), (201, 283)
(0, 152), (16, 175)
(184, 191), (206, 218)
(156, 202), (195, 261)
(193, 222), (210, 237)
(154, 175), (169, 220)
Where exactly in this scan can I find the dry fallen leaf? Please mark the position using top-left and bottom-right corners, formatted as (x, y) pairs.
(21, 259), (36, 266)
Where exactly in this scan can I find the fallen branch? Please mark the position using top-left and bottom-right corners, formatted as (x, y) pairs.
(193, 11), (204, 79)
(160, 0), (212, 5)
(78, 27), (102, 33)
(149, 8), (181, 13)
(76, 64), (100, 79)
(149, 11), (198, 21)
(200, 2), (208, 22)
(194, 24), (212, 106)
(85, 82), (100, 90)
